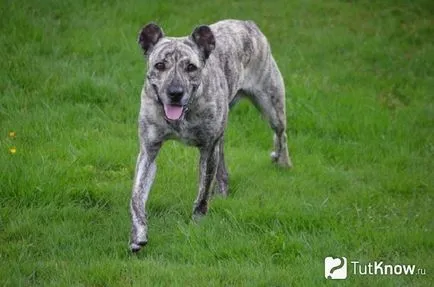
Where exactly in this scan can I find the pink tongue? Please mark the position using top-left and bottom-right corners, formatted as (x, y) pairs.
(163, 104), (183, 120)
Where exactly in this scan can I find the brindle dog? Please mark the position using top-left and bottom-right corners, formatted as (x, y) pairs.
(130, 20), (292, 252)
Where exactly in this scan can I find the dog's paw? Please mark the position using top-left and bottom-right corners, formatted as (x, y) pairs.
(270, 151), (293, 168)
(270, 151), (279, 162)
(192, 202), (208, 222)
(192, 212), (205, 223)
(130, 240), (148, 253)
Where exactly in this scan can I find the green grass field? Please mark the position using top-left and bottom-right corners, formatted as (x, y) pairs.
(1, 0), (433, 286)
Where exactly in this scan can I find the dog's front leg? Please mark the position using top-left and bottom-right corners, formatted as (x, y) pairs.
(193, 142), (219, 218)
(130, 143), (160, 252)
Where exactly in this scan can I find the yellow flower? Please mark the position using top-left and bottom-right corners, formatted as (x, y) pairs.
(9, 147), (17, 154)
(9, 131), (16, 138)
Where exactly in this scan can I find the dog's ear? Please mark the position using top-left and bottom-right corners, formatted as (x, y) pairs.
(138, 23), (164, 55)
(191, 25), (215, 60)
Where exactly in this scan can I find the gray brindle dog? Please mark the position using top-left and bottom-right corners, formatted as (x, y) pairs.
(130, 19), (292, 252)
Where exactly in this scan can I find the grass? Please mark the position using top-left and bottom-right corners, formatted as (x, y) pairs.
(0, 0), (433, 286)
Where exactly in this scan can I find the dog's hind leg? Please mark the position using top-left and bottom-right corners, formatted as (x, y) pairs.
(130, 142), (160, 252)
(245, 59), (293, 168)
(193, 141), (219, 218)
(216, 137), (228, 197)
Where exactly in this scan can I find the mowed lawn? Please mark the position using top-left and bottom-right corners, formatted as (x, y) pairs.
(0, 0), (433, 286)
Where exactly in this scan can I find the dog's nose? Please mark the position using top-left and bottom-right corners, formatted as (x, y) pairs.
(167, 85), (184, 102)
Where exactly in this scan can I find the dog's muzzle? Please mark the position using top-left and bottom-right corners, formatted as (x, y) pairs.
(152, 84), (199, 122)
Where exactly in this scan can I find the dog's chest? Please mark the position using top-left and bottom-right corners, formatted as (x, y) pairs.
(166, 120), (217, 147)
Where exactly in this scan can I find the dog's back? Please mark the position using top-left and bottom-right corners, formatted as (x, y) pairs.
(210, 20), (268, 65)
(208, 20), (280, 102)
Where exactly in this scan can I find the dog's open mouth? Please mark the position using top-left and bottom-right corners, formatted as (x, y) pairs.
(163, 104), (184, 121)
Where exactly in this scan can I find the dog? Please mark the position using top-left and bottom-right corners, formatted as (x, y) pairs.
(130, 19), (292, 252)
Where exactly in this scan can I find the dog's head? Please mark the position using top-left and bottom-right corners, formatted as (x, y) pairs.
(138, 23), (215, 121)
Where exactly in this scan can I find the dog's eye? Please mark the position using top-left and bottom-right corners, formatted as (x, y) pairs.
(186, 63), (198, 72)
(154, 62), (165, 71)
